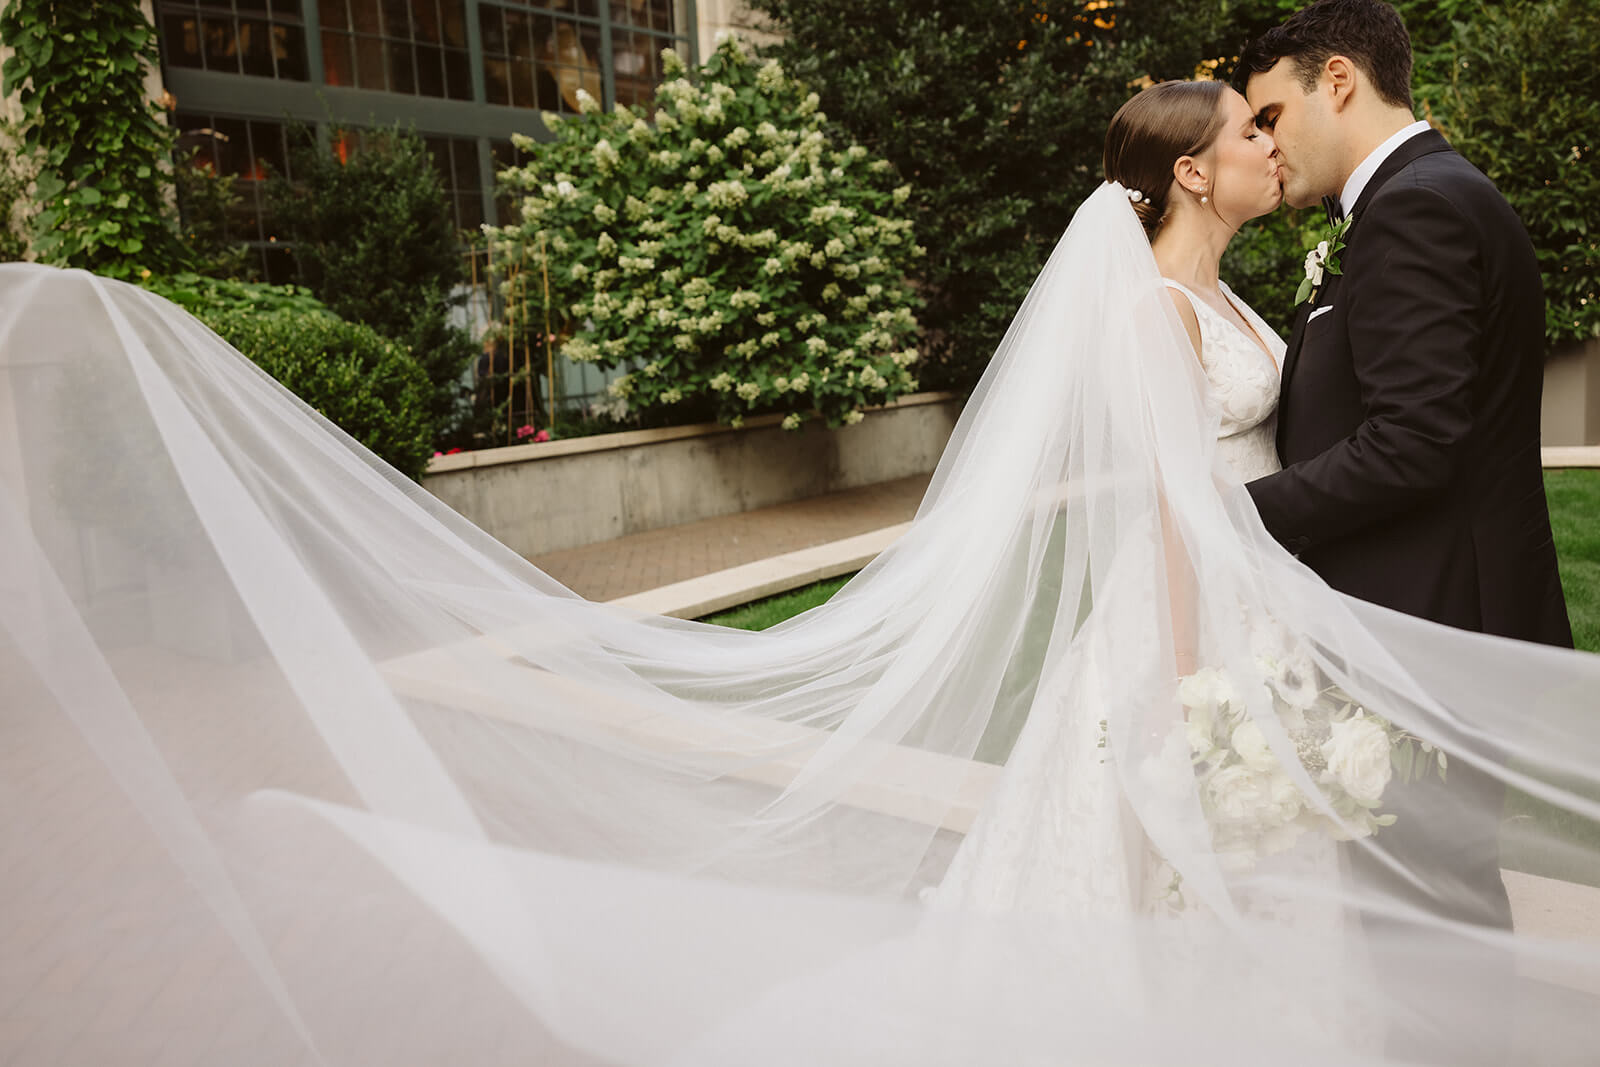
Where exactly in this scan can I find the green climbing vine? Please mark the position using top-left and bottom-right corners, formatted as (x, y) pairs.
(0, 0), (185, 275)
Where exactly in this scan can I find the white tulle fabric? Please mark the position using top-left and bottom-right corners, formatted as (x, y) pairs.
(3, 183), (1600, 1066)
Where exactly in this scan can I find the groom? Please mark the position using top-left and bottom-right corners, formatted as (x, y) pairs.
(1237, 0), (1571, 1055)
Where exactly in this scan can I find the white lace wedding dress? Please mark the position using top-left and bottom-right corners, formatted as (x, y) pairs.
(930, 277), (1287, 917)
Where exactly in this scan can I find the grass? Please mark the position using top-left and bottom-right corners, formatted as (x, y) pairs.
(697, 573), (855, 631)
(1545, 469), (1600, 653)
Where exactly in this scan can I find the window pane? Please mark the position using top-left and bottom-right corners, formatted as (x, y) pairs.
(321, 0), (351, 31)
(457, 191), (484, 232)
(162, 13), (203, 69)
(444, 49), (472, 100)
(273, 24), (308, 80)
(535, 65), (561, 111)
(415, 44), (445, 96)
(249, 120), (289, 180)
(388, 40), (416, 93)
(322, 29), (355, 86)
(510, 58), (536, 109)
(649, 0), (673, 33)
(506, 11), (533, 61)
(355, 34), (387, 89)
(270, 0), (304, 19)
(236, 0), (269, 13)
(379, 0), (411, 37)
(238, 18), (275, 76)
(350, 0), (381, 35)
(478, 5), (505, 55)
(440, 0), (466, 47)
(452, 138), (481, 186)
(201, 16), (242, 74)
(484, 56), (510, 106)
(411, 0), (440, 43)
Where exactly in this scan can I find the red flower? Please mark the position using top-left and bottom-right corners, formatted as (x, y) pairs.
(516, 424), (536, 439)
(533, 429), (551, 443)
(445, 447), (463, 455)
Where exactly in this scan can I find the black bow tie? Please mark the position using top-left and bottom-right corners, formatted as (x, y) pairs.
(1322, 194), (1346, 226)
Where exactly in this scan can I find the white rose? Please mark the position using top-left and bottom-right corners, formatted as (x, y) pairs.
(1230, 721), (1279, 773)
(1320, 714), (1393, 807)
(1303, 247), (1325, 285)
(1176, 666), (1237, 712)
(1207, 765), (1271, 826)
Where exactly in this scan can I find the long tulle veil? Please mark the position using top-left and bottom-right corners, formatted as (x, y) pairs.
(3, 183), (1598, 1064)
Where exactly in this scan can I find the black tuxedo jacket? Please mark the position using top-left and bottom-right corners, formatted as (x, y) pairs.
(1247, 129), (1572, 646)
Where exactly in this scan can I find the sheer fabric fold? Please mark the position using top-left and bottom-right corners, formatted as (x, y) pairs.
(3, 184), (1598, 1065)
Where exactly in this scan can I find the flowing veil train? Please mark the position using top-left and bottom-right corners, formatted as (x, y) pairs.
(3, 183), (1599, 1065)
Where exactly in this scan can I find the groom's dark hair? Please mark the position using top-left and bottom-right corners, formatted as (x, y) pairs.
(1235, 0), (1413, 111)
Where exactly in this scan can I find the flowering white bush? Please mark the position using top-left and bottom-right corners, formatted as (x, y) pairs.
(1176, 634), (1446, 872)
(486, 36), (925, 431)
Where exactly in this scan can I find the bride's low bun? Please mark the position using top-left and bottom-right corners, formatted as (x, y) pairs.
(1103, 81), (1229, 239)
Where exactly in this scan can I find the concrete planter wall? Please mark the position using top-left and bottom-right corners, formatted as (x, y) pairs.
(1543, 337), (1600, 447)
(423, 392), (962, 559)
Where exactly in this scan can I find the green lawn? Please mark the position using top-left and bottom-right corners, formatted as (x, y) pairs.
(1546, 469), (1600, 652)
(698, 573), (855, 631)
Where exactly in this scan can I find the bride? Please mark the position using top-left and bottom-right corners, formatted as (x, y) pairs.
(2, 81), (1598, 1066)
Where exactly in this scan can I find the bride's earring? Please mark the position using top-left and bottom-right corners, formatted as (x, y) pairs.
(1200, 189), (1210, 204)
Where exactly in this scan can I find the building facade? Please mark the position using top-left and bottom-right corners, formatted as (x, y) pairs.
(150, 1), (728, 283)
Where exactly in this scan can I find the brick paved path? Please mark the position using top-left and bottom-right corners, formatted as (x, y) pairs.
(527, 473), (933, 602)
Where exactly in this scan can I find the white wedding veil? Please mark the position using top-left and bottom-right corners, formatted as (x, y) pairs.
(3, 182), (1598, 1065)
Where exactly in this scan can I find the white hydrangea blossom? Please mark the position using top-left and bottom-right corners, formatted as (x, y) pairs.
(756, 60), (785, 93)
(673, 333), (697, 351)
(781, 413), (802, 431)
(755, 311), (777, 327)
(661, 47), (686, 77)
(725, 126), (751, 148)
(821, 283), (841, 302)
(762, 256), (785, 276)
(842, 409), (865, 426)
(789, 371), (811, 392)
(797, 91), (820, 116)
(805, 336), (828, 357)
(729, 289), (761, 310)
(706, 180), (749, 209)
(659, 388), (683, 404)
(858, 366), (886, 389)
(592, 202), (617, 225)
(709, 372), (734, 392)
(595, 233), (617, 257)
(592, 138), (620, 170)
(575, 87), (601, 114)
(641, 360), (661, 378)
(760, 331), (780, 348)
(736, 381), (761, 402)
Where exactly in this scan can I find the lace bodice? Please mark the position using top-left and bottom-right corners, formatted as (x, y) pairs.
(1164, 279), (1286, 481)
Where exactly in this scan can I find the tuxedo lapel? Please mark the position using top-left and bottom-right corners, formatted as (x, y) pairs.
(1277, 128), (1454, 443)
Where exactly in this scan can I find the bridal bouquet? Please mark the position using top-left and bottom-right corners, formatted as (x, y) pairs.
(1176, 641), (1445, 871)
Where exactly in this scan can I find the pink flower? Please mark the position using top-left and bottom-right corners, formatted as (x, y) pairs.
(533, 429), (551, 443)
(432, 451), (444, 457)
(516, 424), (536, 439)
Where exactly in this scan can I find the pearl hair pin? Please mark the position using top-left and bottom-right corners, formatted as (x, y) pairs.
(1127, 188), (1144, 203)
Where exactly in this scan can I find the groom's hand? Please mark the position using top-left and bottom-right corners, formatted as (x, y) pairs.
(1248, 183), (1481, 552)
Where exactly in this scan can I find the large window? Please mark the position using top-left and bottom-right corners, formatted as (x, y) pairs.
(319, 0), (473, 99)
(158, 0), (309, 80)
(175, 112), (307, 282)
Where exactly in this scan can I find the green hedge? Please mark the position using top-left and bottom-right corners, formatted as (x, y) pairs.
(194, 303), (435, 480)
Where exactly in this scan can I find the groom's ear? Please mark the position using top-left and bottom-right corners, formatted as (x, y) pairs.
(1323, 55), (1359, 113)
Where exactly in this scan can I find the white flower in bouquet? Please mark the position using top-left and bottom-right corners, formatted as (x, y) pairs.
(1177, 666), (1237, 713)
(1230, 721), (1279, 774)
(1207, 765), (1272, 826)
(1320, 713), (1393, 807)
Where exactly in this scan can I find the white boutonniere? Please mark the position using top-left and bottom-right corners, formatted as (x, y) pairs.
(1296, 215), (1354, 305)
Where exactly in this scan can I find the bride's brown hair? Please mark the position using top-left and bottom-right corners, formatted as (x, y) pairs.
(1102, 80), (1229, 238)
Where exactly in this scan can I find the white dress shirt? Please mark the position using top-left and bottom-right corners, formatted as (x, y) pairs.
(1340, 119), (1433, 216)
